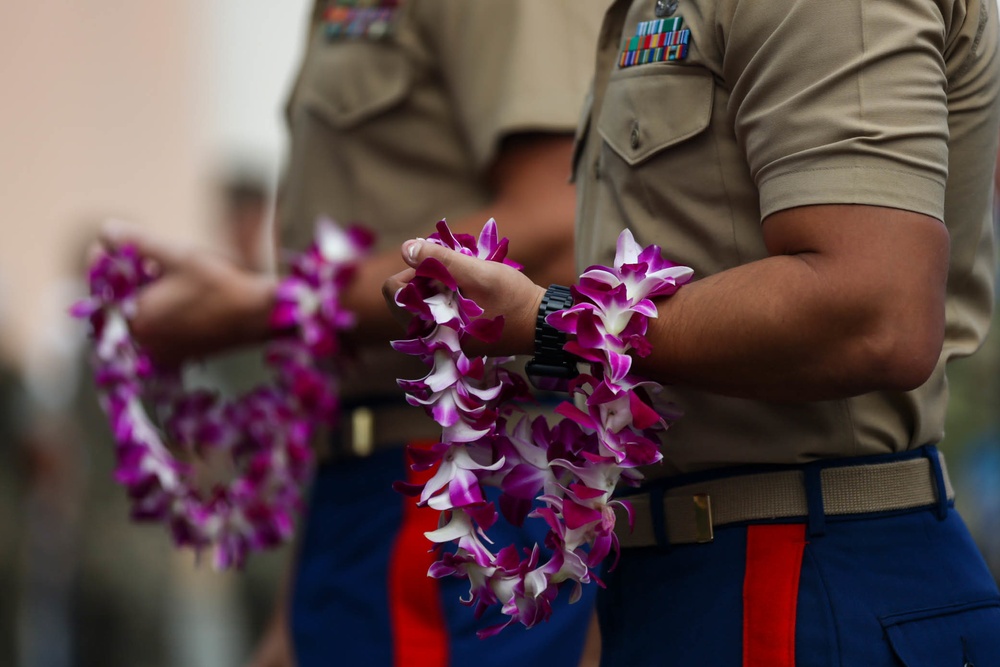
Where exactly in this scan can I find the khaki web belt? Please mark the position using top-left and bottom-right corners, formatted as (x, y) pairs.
(614, 452), (954, 548)
(315, 402), (441, 462)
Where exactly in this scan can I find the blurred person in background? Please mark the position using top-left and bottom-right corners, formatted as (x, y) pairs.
(164, 174), (288, 667)
(217, 174), (272, 274)
(0, 288), (31, 667)
(14, 175), (285, 667)
(170, 175), (294, 667)
(20, 226), (175, 667)
(16, 388), (83, 667)
(99, 2), (607, 666)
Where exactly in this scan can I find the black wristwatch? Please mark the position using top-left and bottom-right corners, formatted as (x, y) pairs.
(525, 284), (579, 392)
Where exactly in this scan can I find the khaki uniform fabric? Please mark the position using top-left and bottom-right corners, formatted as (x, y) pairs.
(280, 0), (606, 401)
(575, 0), (1000, 477)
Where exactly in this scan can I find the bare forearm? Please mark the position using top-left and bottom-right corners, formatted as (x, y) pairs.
(639, 256), (929, 401)
(635, 206), (949, 401)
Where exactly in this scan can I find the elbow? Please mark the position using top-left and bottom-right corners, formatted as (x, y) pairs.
(857, 315), (944, 392)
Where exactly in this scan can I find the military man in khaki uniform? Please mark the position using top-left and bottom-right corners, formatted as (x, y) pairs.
(110, 1), (607, 665)
(269, 2), (607, 665)
(389, 0), (1000, 663)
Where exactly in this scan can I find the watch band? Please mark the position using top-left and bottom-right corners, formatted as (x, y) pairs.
(526, 284), (579, 391)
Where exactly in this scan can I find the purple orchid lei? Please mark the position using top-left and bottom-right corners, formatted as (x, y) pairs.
(393, 220), (693, 635)
(71, 218), (373, 569)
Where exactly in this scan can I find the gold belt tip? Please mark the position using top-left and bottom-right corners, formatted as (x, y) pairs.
(693, 493), (714, 543)
(350, 406), (375, 457)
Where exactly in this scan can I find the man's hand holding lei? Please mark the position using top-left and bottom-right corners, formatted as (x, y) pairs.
(72, 219), (373, 569)
(383, 221), (693, 635)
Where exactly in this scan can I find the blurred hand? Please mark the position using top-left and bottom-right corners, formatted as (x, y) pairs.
(101, 223), (277, 366)
(577, 609), (602, 667)
(243, 613), (294, 667)
(382, 238), (545, 358)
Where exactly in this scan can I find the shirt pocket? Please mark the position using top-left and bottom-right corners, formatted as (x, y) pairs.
(296, 38), (414, 130)
(879, 597), (1000, 666)
(596, 65), (713, 167)
(589, 66), (742, 274)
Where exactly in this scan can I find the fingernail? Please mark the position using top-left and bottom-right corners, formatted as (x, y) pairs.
(404, 239), (422, 262)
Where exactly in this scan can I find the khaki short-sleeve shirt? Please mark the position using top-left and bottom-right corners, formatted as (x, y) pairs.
(280, 0), (605, 399)
(575, 0), (1000, 476)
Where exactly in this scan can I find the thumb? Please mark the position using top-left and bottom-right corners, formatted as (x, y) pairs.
(401, 238), (429, 267)
(401, 238), (481, 275)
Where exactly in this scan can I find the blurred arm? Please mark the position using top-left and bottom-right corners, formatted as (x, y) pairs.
(344, 133), (576, 346)
(243, 567), (294, 667)
(111, 134), (575, 364)
(100, 226), (277, 366)
(577, 609), (601, 667)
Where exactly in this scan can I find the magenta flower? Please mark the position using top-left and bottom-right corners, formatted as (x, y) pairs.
(550, 229), (693, 384)
(270, 217), (373, 356)
(424, 507), (498, 567)
(430, 217), (520, 268)
(420, 444), (506, 511)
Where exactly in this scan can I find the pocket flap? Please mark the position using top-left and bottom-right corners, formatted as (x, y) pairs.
(880, 598), (1000, 666)
(597, 67), (713, 167)
(570, 87), (595, 183)
(299, 42), (412, 129)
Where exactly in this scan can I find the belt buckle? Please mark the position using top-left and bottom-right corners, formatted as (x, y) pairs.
(350, 406), (375, 457)
(693, 493), (714, 543)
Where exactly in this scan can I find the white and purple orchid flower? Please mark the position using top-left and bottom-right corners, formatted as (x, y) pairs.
(72, 219), (372, 569)
(393, 221), (693, 634)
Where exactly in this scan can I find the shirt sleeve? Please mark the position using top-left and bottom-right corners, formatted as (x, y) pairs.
(721, 0), (950, 220)
(421, 0), (608, 171)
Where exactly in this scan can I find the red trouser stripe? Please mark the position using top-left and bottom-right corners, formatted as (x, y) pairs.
(388, 442), (449, 667)
(743, 524), (806, 667)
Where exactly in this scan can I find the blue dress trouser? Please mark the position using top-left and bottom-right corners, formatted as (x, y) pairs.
(291, 447), (595, 667)
(598, 448), (1000, 666)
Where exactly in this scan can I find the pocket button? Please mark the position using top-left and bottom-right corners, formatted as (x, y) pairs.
(630, 123), (641, 149)
(656, 0), (679, 17)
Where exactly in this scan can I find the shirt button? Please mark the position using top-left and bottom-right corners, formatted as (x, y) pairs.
(630, 124), (640, 149)
(592, 157), (602, 180)
(656, 0), (679, 17)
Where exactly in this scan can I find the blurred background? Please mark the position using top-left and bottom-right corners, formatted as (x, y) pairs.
(0, 2), (310, 666)
(0, 3), (998, 667)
